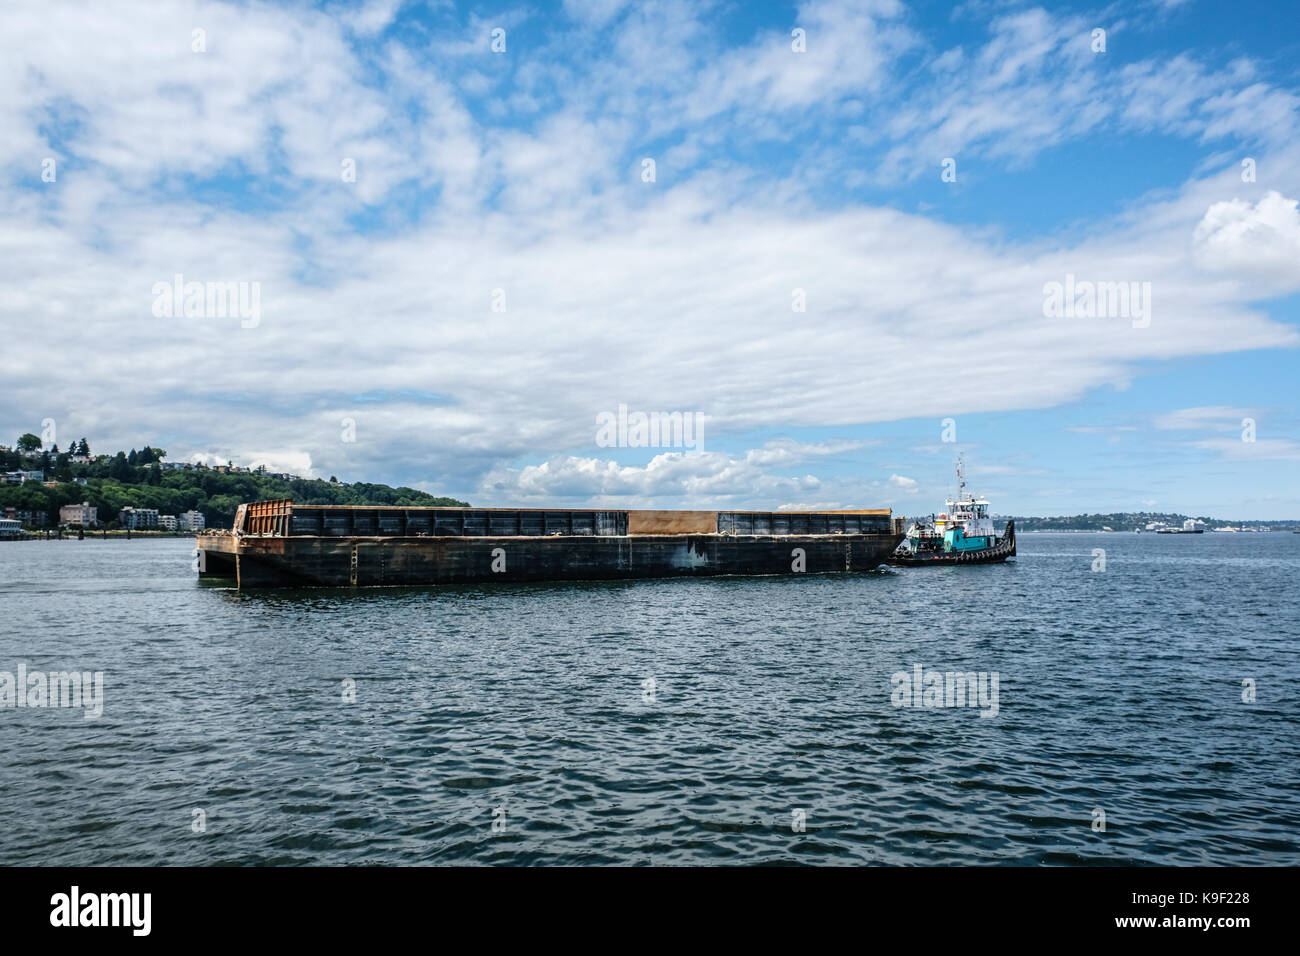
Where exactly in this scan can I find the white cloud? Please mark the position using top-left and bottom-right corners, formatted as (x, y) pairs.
(562, 0), (629, 28)
(888, 473), (919, 492)
(477, 439), (875, 506)
(344, 0), (405, 37)
(686, 0), (917, 118)
(1149, 407), (1297, 463)
(1193, 191), (1300, 288)
(1153, 407), (1257, 431)
(1190, 438), (1300, 461)
(244, 450), (316, 477)
(4, 172), (1297, 504)
(869, 19), (1300, 183)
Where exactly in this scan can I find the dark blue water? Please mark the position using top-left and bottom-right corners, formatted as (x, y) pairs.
(1, 533), (1297, 865)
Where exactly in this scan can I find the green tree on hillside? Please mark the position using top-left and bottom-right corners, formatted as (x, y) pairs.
(108, 452), (132, 481)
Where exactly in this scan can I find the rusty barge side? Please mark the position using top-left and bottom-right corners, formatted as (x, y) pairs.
(197, 500), (905, 588)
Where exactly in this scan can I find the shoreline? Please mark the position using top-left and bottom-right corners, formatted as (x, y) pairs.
(0, 531), (211, 540)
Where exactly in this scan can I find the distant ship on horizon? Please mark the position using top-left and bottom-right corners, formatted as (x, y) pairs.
(1150, 519), (1206, 534)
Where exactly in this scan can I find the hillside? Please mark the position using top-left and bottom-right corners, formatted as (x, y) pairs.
(0, 440), (468, 529)
(992, 513), (1297, 532)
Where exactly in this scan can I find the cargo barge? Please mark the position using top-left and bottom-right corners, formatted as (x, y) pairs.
(196, 499), (904, 588)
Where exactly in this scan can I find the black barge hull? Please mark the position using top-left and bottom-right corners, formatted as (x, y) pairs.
(197, 500), (904, 588)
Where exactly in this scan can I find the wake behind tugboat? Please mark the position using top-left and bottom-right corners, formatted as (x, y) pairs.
(888, 458), (1016, 566)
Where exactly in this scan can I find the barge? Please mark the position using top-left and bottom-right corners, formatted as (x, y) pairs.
(196, 499), (905, 588)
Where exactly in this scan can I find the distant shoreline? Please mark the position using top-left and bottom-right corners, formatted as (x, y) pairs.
(7, 527), (1299, 540)
(0, 530), (203, 540)
(1019, 528), (1300, 533)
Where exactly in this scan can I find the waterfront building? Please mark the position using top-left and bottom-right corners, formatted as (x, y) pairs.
(3, 507), (49, 527)
(118, 507), (160, 530)
(59, 502), (98, 527)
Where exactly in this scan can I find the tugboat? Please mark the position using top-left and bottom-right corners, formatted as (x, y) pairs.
(887, 457), (1015, 566)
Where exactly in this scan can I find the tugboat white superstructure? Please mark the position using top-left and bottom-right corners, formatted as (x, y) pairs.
(888, 457), (1016, 566)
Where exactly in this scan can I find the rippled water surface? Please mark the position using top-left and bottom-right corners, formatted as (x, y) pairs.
(2, 533), (1297, 865)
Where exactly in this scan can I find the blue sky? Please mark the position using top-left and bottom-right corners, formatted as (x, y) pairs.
(1, 0), (1298, 518)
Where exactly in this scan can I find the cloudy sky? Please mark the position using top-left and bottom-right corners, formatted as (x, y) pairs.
(2, 0), (1298, 518)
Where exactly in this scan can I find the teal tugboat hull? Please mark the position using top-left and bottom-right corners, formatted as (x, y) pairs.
(887, 520), (1015, 566)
